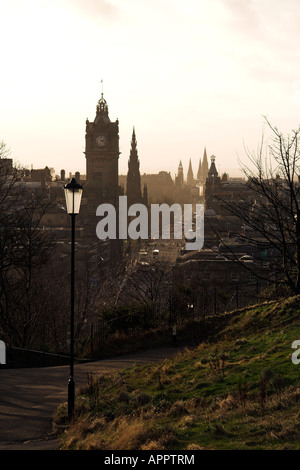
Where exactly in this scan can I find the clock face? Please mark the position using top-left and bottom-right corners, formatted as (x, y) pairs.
(96, 136), (106, 147)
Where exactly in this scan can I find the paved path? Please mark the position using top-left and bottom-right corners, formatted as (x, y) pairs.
(0, 346), (180, 450)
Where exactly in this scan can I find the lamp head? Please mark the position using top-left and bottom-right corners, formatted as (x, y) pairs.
(64, 178), (83, 215)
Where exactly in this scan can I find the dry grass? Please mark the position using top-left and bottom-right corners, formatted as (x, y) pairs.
(140, 440), (166, 450)
(55, 296), (300, 450)
(186, 444), (206, 450)
(112, 417), (178, 450)
(59, 412), (179, 451)
(112, 417), (149, 450)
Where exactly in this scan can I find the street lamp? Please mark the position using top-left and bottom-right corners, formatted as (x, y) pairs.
(64, 177), (83, 420)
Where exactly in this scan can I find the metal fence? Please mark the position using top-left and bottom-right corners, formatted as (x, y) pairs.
(2, 280), (274, 367)
(86, 280), (272, 353)
(3, 347), (89, 369)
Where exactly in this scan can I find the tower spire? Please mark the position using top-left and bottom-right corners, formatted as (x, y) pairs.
(202, 147), (209, 181)
(187, 158), (194, 185)
(127, 127), (143, 205)
(197, 156), (202, 181)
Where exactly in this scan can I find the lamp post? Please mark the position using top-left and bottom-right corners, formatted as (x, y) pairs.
(64, 177), (83, 420)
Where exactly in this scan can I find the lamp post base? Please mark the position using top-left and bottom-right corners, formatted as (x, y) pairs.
(68, 376), (75, 420)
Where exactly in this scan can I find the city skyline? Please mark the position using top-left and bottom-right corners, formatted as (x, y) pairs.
(1, 0), (300, 178)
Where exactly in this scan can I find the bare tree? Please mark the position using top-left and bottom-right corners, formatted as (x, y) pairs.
(218, 118), (300, 295)
(0, 145), (54, 346)
(124, 258), (173, 315)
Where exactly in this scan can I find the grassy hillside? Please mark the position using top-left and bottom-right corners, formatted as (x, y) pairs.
(54, 296), (300, 450)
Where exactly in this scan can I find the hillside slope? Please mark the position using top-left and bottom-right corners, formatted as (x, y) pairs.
(54, 296), (300, 450)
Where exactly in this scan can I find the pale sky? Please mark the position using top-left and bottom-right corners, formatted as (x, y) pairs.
(1, 0), (300, 180)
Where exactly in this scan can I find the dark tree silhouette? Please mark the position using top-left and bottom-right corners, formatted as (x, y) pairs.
(218, 118), (300, 295)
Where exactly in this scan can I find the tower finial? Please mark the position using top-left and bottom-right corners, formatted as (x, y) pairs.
(101, 79), (103, 97)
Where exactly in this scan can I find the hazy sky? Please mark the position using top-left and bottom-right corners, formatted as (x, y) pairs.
(1, 0), (300, 179)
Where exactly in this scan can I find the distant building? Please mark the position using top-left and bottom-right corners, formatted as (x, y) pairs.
(30, 166), (52, 185)
(174, 248), (269, 312)
(204, 155), (254, 215)
(120, 170), (175, 204)
(141, 172), (174, 204)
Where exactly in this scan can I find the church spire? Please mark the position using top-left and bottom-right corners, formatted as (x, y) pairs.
(202, 147), (209, 181)
(187, 158), (194, 185)
(131, 126), (137, 151)
(197, 157), (202, 181)
(127, 127), (142, 206)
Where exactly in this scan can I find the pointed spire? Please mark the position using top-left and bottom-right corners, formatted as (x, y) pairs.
(127, 127), (142, 205)
(131, 127), (137, 151)
(197, 157), (202, 181)
(187, 158), (194, 185)
(202, 147), (209, 181)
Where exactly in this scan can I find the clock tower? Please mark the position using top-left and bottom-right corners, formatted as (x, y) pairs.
(84, 90), (123, 270)
(85, 92), (120, 208)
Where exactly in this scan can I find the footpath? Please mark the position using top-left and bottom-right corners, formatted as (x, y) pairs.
(0, 346), (181, 450)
